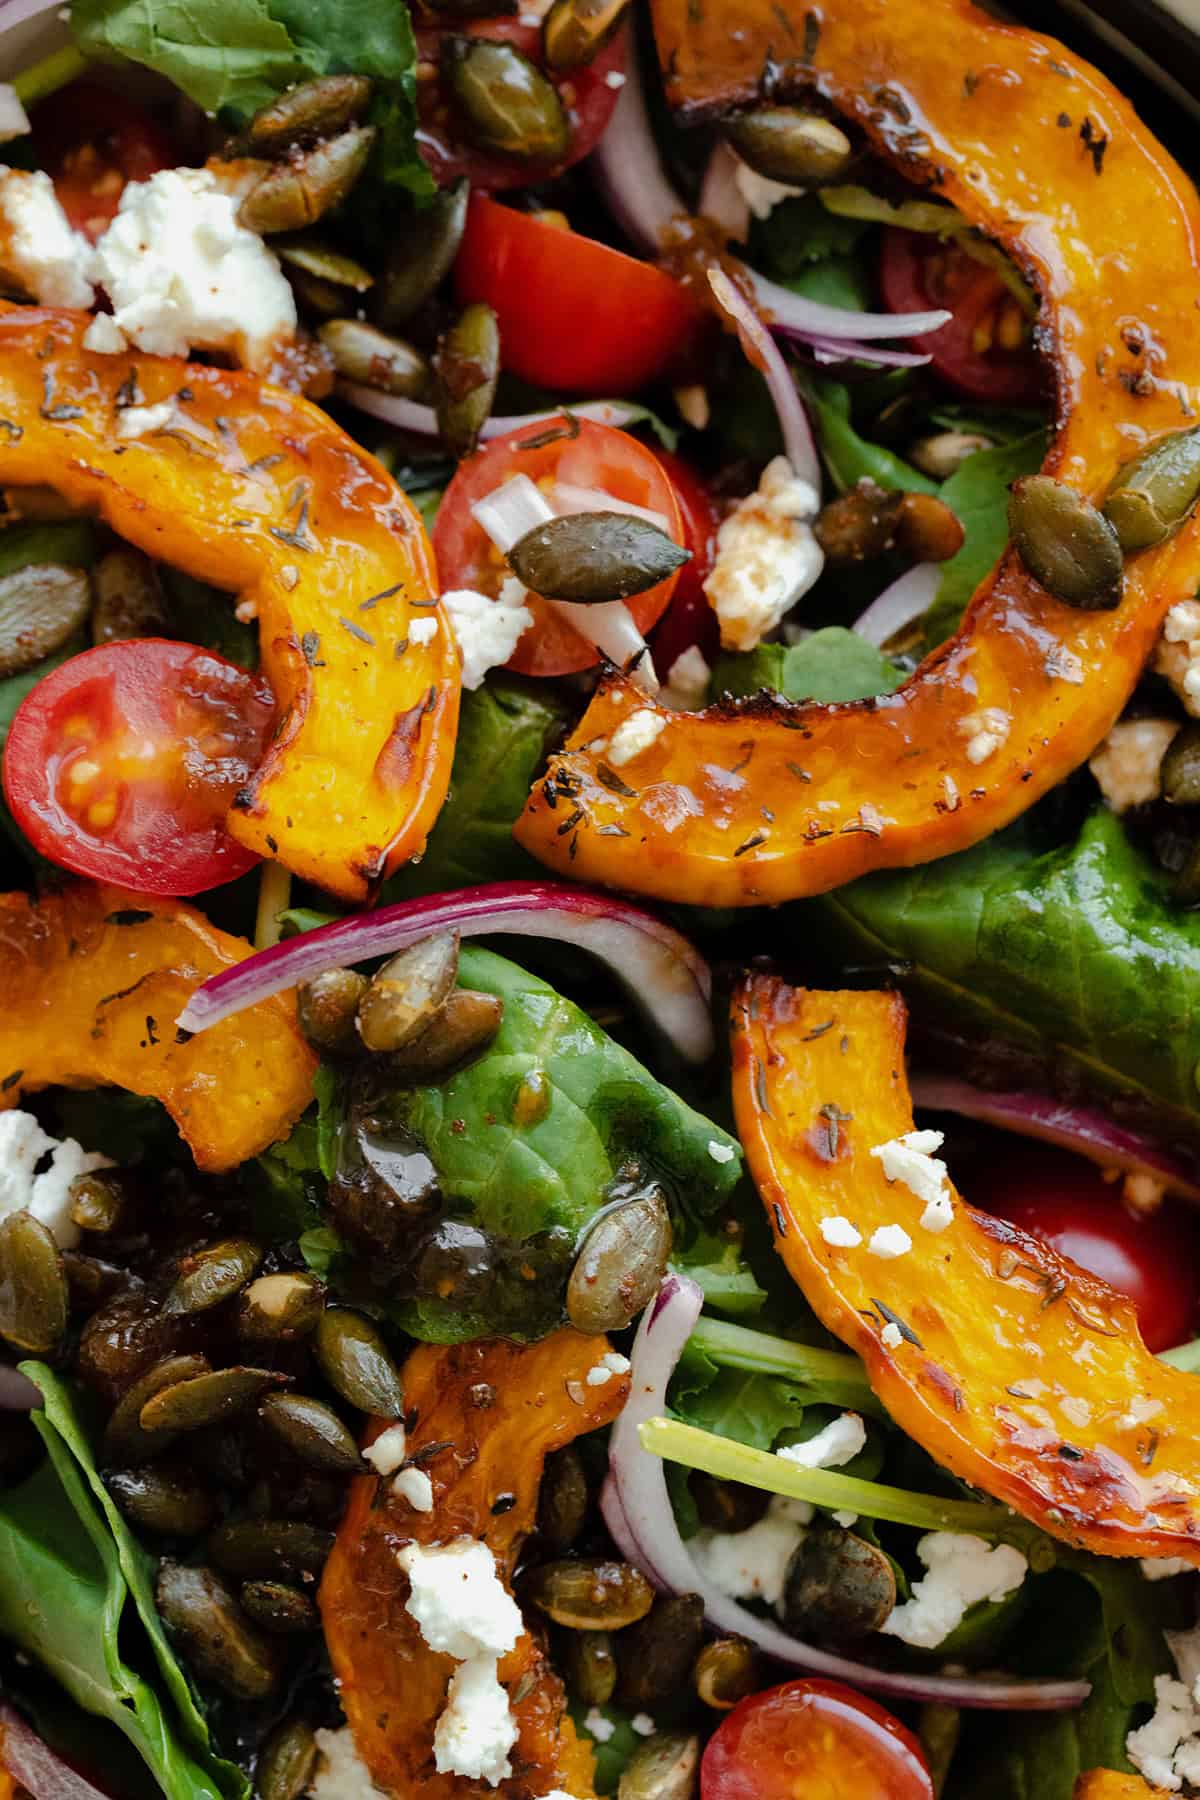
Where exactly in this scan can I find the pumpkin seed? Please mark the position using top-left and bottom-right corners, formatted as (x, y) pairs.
(617, 1731), (701, 1800)
(239, 127), (375, 235)
(286, 266), (355, 318)
(258, 1393), (361, 1472)
(277, 236), (374, 292)
(1008, 476), (1123, 609)
(435, 303), (500, 459)
(918, 1702), (960, 1800)
(443, 37), (569, 162)
(139, 1366), (287, 1436)
(357, 933), (460, 1054)
(0, 563), (91, 678)
(242, 75), (373, 156)
(1163, 724), (1200, 806)
(562, 1628), (616, 1706)
(315, 1308), (406, 1417)
(542, 0), (629, 70)
(691, 1474), (768, 1534)
(103, 1353), (211, 1465)
(164, 1238), (263, 1316)
(256, 1718), (318, 1800)
(813, 482), (903, 564)
(508, 512), (690, 603)
(385, 987), (504, 1083)
(693, 1637), (761, 1710)
(895, 491), (965, 563)
(318, 319), (431, 398)
(1103, 426), (1200, 552)
(618, 1594), (705, 1709)
(538, 1443), (590, 1550)
(106, 1464), (215, 1536)
(90, 547), (168, 643)
(373, 180), (468, 329)
(241, 1580), (320, 1635)
(908, 430), (993, 481)
(238, 1272), (325, 1342)
(208, 1518), (334, 1580)
(62, 1249), (132, 1307)
(0, 1211), (67, 1354)
(566, 1189), (673, 1333)
(725, 107), (852, 184)
(781, 1524), (897, 1642)
(523, 1558), (655, 1631)
(68, 1170), (128, 1235)
(297, 968), (368, 1054)
(328, 1110), (441, 1258)
(156, 1561), (281, 1701)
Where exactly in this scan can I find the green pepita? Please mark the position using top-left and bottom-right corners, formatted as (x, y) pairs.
(256, 1719), (319, 1800)
(242, 75), (374, 156)
(241, 1580), (320, 1635)
(542, 0), (629, 70)
(0, 563), (91, 677)
(523, 1558), (655, 1631)
(238, 1271), (325, 1342)
(691, 1474), (768, 1534)
(566, 1188), (673, 1333)
(443, 37), (569, 163)
(164, 1238), (263, 1317)
(1008, 475), (1123, 609)
(139, 1366), (287, 1436)
(693, 1637), (761, 1711)
(1163, 723), (1200, 806)
(208, 1518), (334, 1581)
(508, 512), (690, 603)
(68, 1170), (128, 1235)
(315, 1307), (407, 1417)
(384, 987), (504, 1083)
(618, 1593), (706, 1709)
(562, 1628), (617, 1706)
(725, 108), (853, 184)
(90, 547), (168, 643)
(435, 303), (501, 459)
(373, 181), (468, 329)
(156, 1561), (281, 1701)
(0, 1211), (67, 1354)
(297, 967), (368, 1054)
(537, 1443), (590, 1550)
(357, 933), (460, 1053)
(1103, 425), (1200, 552)
(276, 236), (374, 292)
(106, 1464), (215, 1537)
(781, 1524), (897, 1642)
(239, 127), (375, 236)
(318, 319), (432, 398)
(617, 1730), (701, 1800)
(258, 1392), (362, 1472)
(103, 1353), (212, 1465)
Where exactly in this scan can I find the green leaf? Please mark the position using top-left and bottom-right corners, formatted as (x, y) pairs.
(70, 0), (308, 116)
(673, 1225), (767, 1318)
(0, 520), (95, 580)
(806, 379), (939, 495)
(672, 1367), (811, 1451)
(923, 431), (1048, 649)
(711, 628), (903, 704)
(782, 255), (872, 313)
(749, 193), (871, 276)
(160, 570), (259, 669)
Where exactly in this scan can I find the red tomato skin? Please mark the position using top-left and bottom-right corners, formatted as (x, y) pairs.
(649, 450), (721, 675)
(433, 416), (684, 677)
(33, 82), (175, 240)
(879, 228), (1043, 407)
(455, 195), (708, 394)
(702, 1679), (933, 1800)
(971, 1146), (1200, 1352)
(3, 639), (275, 896)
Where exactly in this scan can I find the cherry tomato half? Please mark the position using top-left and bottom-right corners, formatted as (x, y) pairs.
(702, 1679), (933, 1800)
(649, 449), (721, 676)
(971, 1145), (1200, 1352)
(33, 82), (175, 241)
(433, 417), (684, 678)
(879, 228), (1043, 407)
(2, 639), (275, 895)
(417, 21), (624, 191)
(455, 195), (708, 394)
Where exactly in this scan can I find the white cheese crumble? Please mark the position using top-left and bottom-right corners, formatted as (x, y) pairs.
(441, 582), (533, 690)
(584, 1707), (615, 1743)
(309, 1726), (385, 1800)
(0, 167), (94, 309)
(731, 157), (805, 220)
(585, 1351), (631, 1387)
(435, 1654), (518, 1785)
(819, 1215), (862, 1249)
(707, 1138), (736, 1164)
(690, 1495), (813, 1607)
(1157, 600), (1200, 718)
(867, 1223), (913, 1260)
(958, 706), (1011, 765)
(1141, 1557), (1195, 1582)
(631, 1714), (657, 1738)
(881, 1533), (1027, 1650)
(362, 1423), (406, 1476)
(83, 312), (128, 355)
(1128, 1672), (1200, 1791)
(870, 1129), (954, 1233)
(881, 1321), (904, 1350)
(0, 1111), (112, 1250)
(408, 617), (438, 646)
(91, 166), (296, 371)
(703, 456), (823, 651)
(116, 401), (176, 441)
(1089, 718), (1179, 812)
(663, 645), (711, 712)
(777, 1412), (866, 1471)
(607, 708), (667, 767)
(392, 1466), (434, 1512)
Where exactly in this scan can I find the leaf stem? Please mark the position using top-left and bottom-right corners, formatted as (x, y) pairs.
(13, 47), (87, 107)
(688, 1316), (875, 1407)
(255, 862), (293, 951)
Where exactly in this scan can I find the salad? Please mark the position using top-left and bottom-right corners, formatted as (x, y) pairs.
(0, 0), (1196, 1796)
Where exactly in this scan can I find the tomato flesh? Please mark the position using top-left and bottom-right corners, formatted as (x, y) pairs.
(433, 417), (684, 678)
(455, 195), (708, 393)
(649, 449), (721, 676)
(33, 82), (175, 240)
(702, 1679), (933, 1800)
(970, 1145), (1200, 1352)
(879, 228), (1043, 407)
(3, 639), (275, 895)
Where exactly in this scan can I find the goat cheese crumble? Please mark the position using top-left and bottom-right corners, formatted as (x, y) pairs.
(607, 708), (667, 767)
(881, 1532), (1028, 1650)
(0, 167), (94, 309)
(408, 617), (438, 646)
(1089, 717), (1179, 812)
(362, 1423), (407, 1476)
(703, 456), (823, 651)
(1157, 600), (1200, 718)
(585, 1351), (631, 1387)
(881, 1321), (905, 1350)
(690, 1495), (814, 1608)
(870, 1129), (954, 1232)
(707, 1138), (736, 1164)
(663, 645), (711, 711)
(441, 581), (533, 690)
(958, 706), (1011, 765)
(392, 1467), (434, 1512)
(116, 401), (176, 441)
(0, 1110), (112, 1250)
(868, 1223), (913, 1260)
(434, 1655), (519, 1784)
(584, 1707), (616, 1743)
(819, 1215), (862, 1248)
(309, 1726), (385, 1800)
(778, 1412), (866, 1471)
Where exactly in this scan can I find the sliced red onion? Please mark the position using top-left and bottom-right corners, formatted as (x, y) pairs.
(707, 268), (820, 491)
(911, 1076), (1200, 1203)
(336, 384), (646, 441)
(470, 472), (553, 551)
(800, 334), (933, 369)
(551, 481), (670, 532)
(853, 563), (942, 648)
(0, 1705), (113, 1800)
(745, 267), (950, 343)
(0, 1364), (41, 1410)
(176, 881), (714, 1063)
(607, 1274), (1089, 1711)
(698, 141), (750, 243)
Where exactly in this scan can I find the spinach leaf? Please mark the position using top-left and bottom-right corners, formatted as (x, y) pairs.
(673, 1223), (767, 1317)
(70, 0), (307, 116)
(160, 570), (259, 670)
(922, 431), (1047, 649)
(749, 193), (871, 277)
(0, 520), (95, 580)
(782, 256), (872, 314)
(806, 380), (938, 496)
(671, 1366), (813, 1451)
(711, 628), (902, 704)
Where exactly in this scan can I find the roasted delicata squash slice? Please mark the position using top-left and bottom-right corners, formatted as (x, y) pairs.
(517, 0), (1200, 905)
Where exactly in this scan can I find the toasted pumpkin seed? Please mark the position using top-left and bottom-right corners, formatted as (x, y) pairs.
(542, 0), (629, 70)
(895, 491), (965, 563)
(256, 1718), (318, 1800)
(524, 1558), (655, 1631)
(509, 512), (690, 603)
(315, 1307), (406, 1417)
(243, 75), (373, 155)
(566, 1190), (673, 1333)
(157, 1561), (281, 1700)
(0, 563), (91, 678)
(239, 127), (375, 235)
(241, 1580), (320, 1635)
(617, 1730), (700, 1800)
(1164, 724), (1200, 807)
(297, 967), (368, 1053)
(1009, 476), (1123, 609)
(725, 108), (852, 184)
(435, 304), (500, 459)
(357, 933), (460, 1053)
(164, 1238), (264, 1316)
(443, 37), (569, 162)
(277, 236), (374, 292)
(238, 1272), (325, 1341)
(139, 1366), (286, 1436)
(106, 1464), (215, 1536)
(781, 1524), (897, 1642)
(286, 266), (355, 318)
(208, 1518), (334, 1580)
(563, 1628), (616, 1706)
(90, 547), (169, 643)
(813, 482), (903, 564)
(68, 1170), (128, 1234)
(385, 987), (504, 1083)
(693, 1637), (760, 1710)
(62, 1249), (132, 1307)
(538, 1443), (590, 1550)
(319, 319), (431, 398)
(691, 1473), (768, 1534)
(103, 1353), (212, 1465)
(908, 430), (993, 481)
(373, 181), (468, 329)
(259, 1392), (361, 1472)
(618, 1594), (705, 1709)
(0, 1211), (67, 1354)
(1103, 426), (1200, 552)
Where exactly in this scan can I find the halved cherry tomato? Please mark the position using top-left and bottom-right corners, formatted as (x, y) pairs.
(417, 21), (624, 191)
(2, 639), (275, 895)
(879, 228), (1043, 407)
(455, 195), (708, 394)
(702, 1679), (933, 1800)
(433, 416), (684, 678)
(649, 449), (721, 675)
(33, 82), (175, 241)
(971, 1145), (1200, 1352)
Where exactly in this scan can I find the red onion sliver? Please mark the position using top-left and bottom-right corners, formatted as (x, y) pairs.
(853, 563), (942, 648)
(707, 268), (821, 491)
(698, 141), (750, 243)
(745, 267), (950, 342)
(176, 881), (715, 1063)
(797, 333), (933, 369)
(911, 1075), (1200, 1202)
(335, 384), (646, 442)
(0, 1705), (114, 1800)
(607, 1274), (1090, 1711)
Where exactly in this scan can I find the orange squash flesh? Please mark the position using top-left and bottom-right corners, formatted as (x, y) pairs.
(0, 883), (315, 1170)
(0, 306), (458, 903)
(732, 976), (1200, 1562)
(1074, 1776), (1171, 1800)
(515, 0), (1200, 907)
(319, 1330), (627, 1800)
